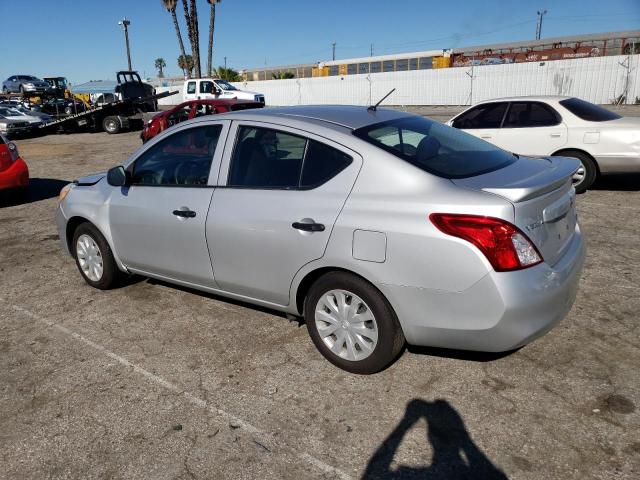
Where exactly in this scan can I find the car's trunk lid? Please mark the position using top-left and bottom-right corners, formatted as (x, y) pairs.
(452, 156), (580, 266)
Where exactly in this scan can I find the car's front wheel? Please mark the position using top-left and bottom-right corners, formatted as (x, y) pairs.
(72, 222), (124, 289)
(305, 272), (405, 374)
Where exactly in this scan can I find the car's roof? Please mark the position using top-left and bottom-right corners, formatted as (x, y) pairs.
(225, 105), (412, 130)
(475, 95), (572, 104)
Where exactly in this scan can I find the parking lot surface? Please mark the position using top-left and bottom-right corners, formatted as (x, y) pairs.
(1, 111), (639, 479)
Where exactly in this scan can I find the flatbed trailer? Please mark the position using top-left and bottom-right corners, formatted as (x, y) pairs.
(37, 90), (178, 135)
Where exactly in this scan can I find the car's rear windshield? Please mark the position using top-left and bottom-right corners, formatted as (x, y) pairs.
(559, 98), (621, 122)
(353, 116), (517, 179)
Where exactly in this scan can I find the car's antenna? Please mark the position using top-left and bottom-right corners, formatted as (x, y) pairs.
(368, 88), (396, 111)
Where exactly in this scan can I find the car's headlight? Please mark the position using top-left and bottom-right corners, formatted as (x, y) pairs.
(59, 183), (74, 202)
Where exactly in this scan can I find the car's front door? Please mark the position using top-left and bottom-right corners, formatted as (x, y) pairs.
(207, 122), (361, 305)
(452, 102), (508, 144)
(109, 122), (228, 286)
(496, 101), (568, 155)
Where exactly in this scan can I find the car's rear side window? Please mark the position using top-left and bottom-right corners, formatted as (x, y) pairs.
(559, 97), (621, 121)
(228, 126), (352, 189)
(503, 102), (560, 128)
(354, 116), (516, 179)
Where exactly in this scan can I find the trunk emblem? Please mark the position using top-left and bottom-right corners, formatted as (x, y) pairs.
(525, 220), (544, 232)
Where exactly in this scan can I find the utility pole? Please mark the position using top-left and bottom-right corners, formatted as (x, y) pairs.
(224, 56), (227, 69)
(118, 18), (132, 70)
(536, 10), (547, 40)
(332, 42), (336, 61)
(370, 43), (374, 57)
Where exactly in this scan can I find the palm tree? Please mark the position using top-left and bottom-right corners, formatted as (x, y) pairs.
(161, 0), (189, 78)
(155, 58), (167, 78)
(206, 0), (221, 77)
(215, 66), (241, 82)
(181, 0), (202, 78)
(178, 54), (194, 76)
(272, 71), (295, 80)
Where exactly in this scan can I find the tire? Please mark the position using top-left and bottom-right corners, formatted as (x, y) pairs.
(72, 222), (124, 289)
(2, 87), (7, 94)
(560, 150), (597, 194)
(102, 116), (121, 134)
(304, 272), (405, 374)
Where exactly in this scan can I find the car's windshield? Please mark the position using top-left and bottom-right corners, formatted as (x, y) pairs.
(19, 76), (38, 81)
(0, 108), (18, 116)
(215, 80), (237, 91)
(559, 97), (621, 122)
(353, 116), (517, 179)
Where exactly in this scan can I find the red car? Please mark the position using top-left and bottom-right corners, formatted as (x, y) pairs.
(0, 134), (29, 195)
(141, 99), (263, 143)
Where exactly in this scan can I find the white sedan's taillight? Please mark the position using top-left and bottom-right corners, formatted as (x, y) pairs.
(430, 213), (542, 272)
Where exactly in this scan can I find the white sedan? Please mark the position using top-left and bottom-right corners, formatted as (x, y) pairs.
(448, 96), (640, 192)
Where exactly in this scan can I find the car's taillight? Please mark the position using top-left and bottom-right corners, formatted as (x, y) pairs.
(7, 142), (19, 162)
(430, 213), (542, 272)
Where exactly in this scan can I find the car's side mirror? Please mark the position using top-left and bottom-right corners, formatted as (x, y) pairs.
(214, 87), (222, 95)
(107, 165), (129, 187)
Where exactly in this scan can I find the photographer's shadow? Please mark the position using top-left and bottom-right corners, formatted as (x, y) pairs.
(362, 399), (508, 480)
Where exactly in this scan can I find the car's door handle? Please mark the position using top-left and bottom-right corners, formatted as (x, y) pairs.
(480, 134), (492, 139)
(173, 209), (196, 218)
(550, 132), (562, 138)
(292, 221), (325, 232)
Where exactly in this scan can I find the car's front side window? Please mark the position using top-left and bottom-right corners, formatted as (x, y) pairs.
(200, 81), (214, 94)
(227, 126), (352, 189)
(130, 125), (222, 187)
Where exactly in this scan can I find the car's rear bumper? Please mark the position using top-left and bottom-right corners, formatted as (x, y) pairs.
(596, 153), (640, 174)
(379, 225), (586, 352)
(0, 158), (29, 190)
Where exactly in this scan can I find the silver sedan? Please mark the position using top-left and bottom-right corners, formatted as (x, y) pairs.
(56, 106), (585, 373)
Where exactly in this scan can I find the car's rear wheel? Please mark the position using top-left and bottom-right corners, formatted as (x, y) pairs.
(305, 272), (405, 374)
(561, 150), (597, 194)
(102, 116), (121, 134)
(72, 223), (123, 289)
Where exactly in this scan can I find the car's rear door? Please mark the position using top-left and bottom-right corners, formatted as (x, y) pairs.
(109, 121), (229, 287)
(496, 101), (567, 155)
(206, 121), (361, 305)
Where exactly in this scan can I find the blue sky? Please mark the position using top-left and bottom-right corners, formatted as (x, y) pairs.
(1, 0), (639, 84)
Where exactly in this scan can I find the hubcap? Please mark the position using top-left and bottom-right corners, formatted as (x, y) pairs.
(315, 290), (378, 361)
(572, 164), (586, 186)
(76, 234), (103, 282)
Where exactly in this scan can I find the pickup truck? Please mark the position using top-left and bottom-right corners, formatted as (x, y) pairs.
(183, 78), (265, 105)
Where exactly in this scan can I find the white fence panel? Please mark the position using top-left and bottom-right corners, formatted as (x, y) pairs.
(157, 55), (639, 106)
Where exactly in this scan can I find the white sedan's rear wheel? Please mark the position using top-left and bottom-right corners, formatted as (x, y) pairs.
(562, 150), (597, 194)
